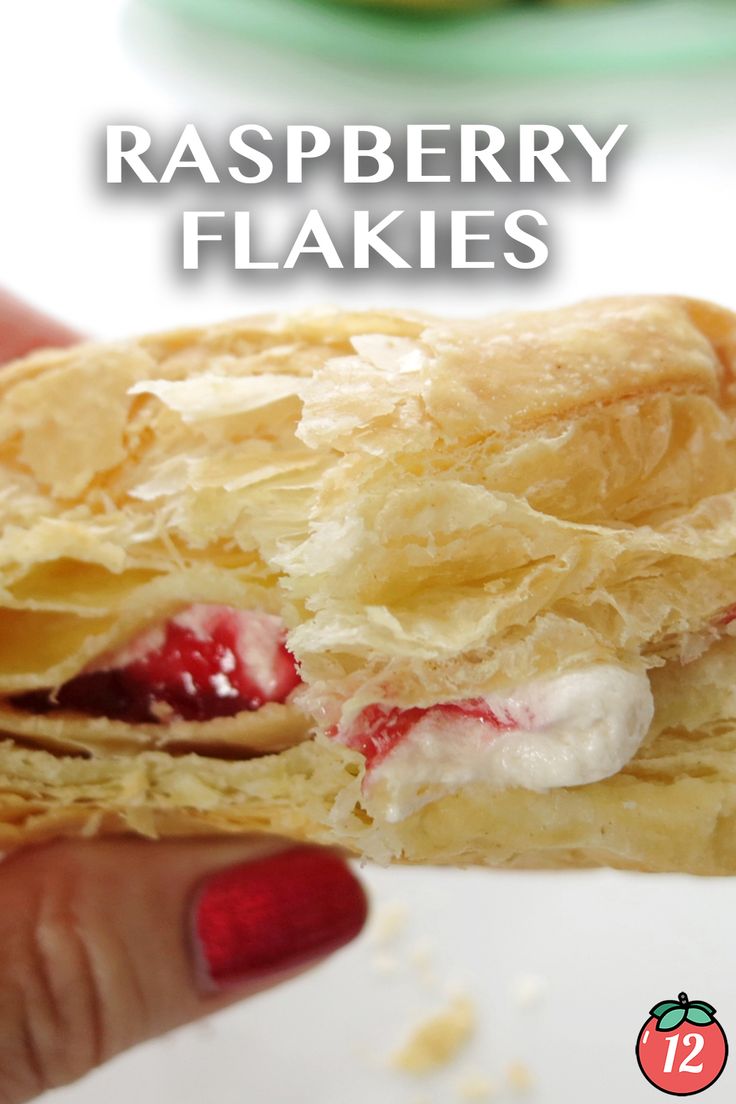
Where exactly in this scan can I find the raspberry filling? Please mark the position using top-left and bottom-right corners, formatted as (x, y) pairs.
(340, 698), (521, 771)
(14, 604), (301, 724)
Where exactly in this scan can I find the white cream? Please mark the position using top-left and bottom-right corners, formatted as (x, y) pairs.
(232, 609), (289, 697)
(361, 665), (654, 822)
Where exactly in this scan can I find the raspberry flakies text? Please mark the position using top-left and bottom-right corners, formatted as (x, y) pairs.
(105, 122), (627, 275)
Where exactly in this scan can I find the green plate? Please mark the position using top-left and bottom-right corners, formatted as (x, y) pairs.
(145, 0), (736, 76)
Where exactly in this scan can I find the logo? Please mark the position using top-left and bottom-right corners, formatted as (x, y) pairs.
(636, 991), (728, 1096)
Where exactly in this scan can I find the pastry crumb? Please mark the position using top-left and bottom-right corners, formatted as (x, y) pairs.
(456, 1071), (499, 1100)
(409, 937), (439, 988)
(370, 900), (409, 946)
(506, 1061), (534, 1093)
(392, 995), (475, 1075)
(409, 936), (437, 967)
(371, 951), (401, 975)
(510, 972), (547, 1009)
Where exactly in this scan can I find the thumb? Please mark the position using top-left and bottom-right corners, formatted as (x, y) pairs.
(0, 289), (80, 363)
(0, 838), (368, 1104)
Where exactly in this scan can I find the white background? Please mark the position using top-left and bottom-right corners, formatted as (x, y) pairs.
(2, 2), (736, 1101)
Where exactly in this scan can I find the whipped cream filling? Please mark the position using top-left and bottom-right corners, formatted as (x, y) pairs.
(338, 665), (654, 822)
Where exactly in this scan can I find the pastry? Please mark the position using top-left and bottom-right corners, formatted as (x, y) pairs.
(2, 296), (736, 874)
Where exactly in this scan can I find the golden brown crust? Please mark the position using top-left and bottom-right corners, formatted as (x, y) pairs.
(1, 296), (736, 872)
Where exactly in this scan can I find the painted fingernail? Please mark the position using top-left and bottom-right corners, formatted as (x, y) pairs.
(192, 847), (368, 990)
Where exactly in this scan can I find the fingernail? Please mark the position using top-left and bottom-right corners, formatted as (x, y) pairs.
(192, 847), (368, 990)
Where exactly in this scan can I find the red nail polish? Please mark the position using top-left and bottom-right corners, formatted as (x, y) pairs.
(192, 847), (368, 990)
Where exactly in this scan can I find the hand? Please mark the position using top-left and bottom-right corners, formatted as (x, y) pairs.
(0, 291), (368, 1104)
(0, 290), (80, 363)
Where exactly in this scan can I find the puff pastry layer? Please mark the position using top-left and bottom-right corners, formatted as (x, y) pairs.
(2, 296), (736, 873)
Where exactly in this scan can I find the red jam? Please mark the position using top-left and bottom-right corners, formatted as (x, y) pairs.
(340, 698), (520, 770)
(14, 606), (301, 724)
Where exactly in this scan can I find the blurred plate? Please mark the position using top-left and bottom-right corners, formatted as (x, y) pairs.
(145, 0), (736, 76)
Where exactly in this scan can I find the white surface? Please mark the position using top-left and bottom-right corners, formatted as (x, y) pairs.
(38, 867), (736, 1104)
(1, 3), (736, 1102)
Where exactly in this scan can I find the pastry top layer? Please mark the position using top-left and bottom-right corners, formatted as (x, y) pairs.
(1, 297), (736, 730)
(2, 297), (732, 488)
(297, 297), (734, 452)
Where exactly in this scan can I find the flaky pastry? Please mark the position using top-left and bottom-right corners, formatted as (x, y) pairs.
(2, 296), (736, 873)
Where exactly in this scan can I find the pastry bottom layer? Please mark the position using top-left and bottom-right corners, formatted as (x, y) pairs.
(2, 636), (736, 874)
(0, 715), (734, 874)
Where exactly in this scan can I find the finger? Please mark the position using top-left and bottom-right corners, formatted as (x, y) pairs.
(0, 837), (368, 1104)
(0, 289), (81, 364)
